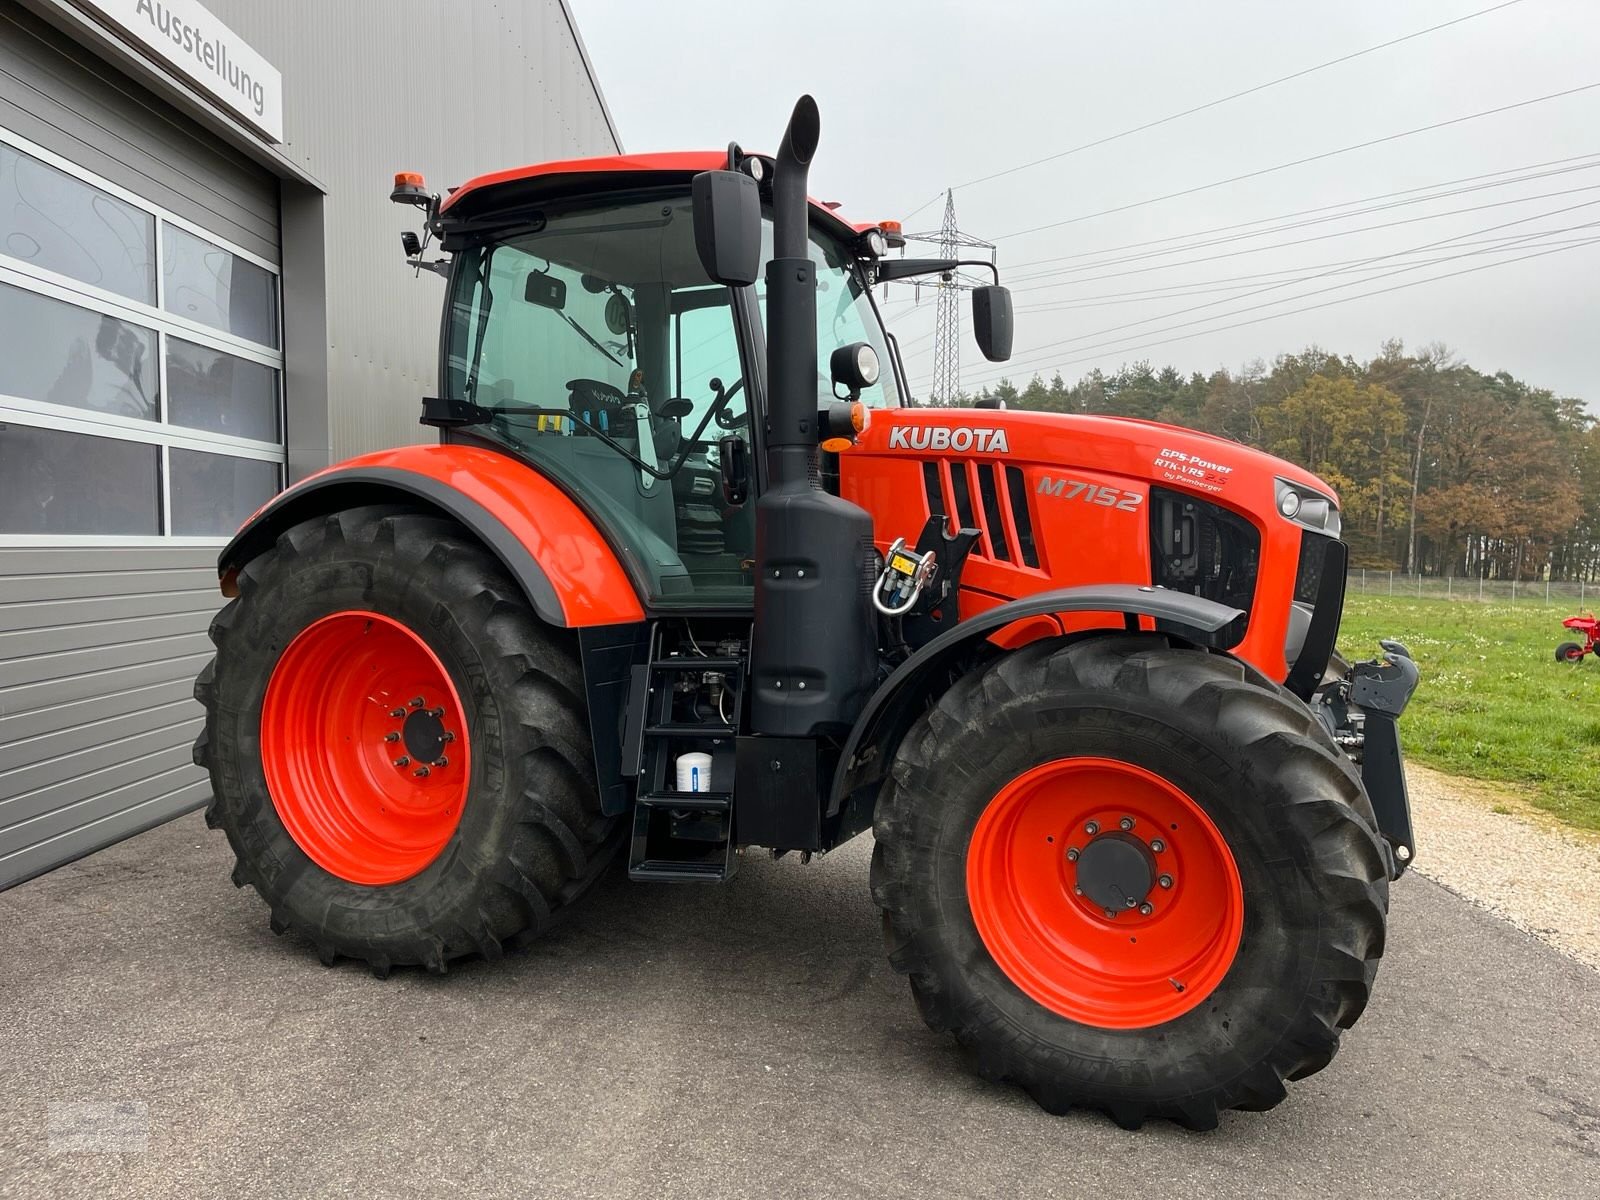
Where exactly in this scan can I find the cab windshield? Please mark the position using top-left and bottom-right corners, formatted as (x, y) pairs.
(443, 190), (895, 606)
(754, 223), (901, 410)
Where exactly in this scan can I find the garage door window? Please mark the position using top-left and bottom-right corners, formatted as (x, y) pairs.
(0, 128), (284, 544)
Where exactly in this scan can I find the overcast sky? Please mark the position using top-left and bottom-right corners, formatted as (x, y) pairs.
(569, 0), (1600, 403)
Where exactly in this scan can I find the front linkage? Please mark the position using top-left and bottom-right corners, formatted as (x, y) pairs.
(1313, 640), (1421, 874)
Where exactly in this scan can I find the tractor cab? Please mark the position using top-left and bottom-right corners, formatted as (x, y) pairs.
(406, 155), (915, 608)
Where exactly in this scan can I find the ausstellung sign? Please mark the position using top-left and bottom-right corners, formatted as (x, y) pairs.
(76, 0), (283, 142)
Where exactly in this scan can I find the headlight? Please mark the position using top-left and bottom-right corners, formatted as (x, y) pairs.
(856, 343), (881, 385)
(1274, 477), (1341, 537)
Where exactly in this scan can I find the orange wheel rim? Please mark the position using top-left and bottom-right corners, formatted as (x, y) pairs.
(260, 611), (470, 885)
(966, 756), (1244, 1029)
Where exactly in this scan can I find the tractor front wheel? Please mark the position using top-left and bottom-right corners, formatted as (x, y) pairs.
(1556, 641), (1586, 663)
(871, 633), (1389, 1129)
(194, 506), (618, 975)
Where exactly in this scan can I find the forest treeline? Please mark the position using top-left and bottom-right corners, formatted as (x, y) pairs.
(945, 341), (1598, 580)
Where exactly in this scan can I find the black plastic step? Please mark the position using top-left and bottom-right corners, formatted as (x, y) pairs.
(643, 721), (737, 737)
(628, 860), (729, 883)
(636, 790), (732, 811)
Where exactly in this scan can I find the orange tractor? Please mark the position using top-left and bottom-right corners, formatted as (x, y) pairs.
(195, 98), (1419, 1128)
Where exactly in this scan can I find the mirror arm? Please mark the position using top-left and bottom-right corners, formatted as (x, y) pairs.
(874, 258), (1001, 285)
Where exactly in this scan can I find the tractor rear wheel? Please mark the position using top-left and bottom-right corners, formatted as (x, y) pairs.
(193, 506), (619, 975)
(1556, 641), (1585, 663)
(871, 633), (1389, 1129)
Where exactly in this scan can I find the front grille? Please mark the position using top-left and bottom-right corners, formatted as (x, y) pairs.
(922, 460), (1039, 567)
(1004, 466), (1040, 567)
(1294, 531), (1332, 605)
(1149, 486), (1260, 611)
(976, 468), (1012, 562)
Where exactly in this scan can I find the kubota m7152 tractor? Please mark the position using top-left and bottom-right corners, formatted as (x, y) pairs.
(195, 98), (1420, 1128)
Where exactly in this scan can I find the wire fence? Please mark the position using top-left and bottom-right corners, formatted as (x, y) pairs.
(1346, 570), (1596, 607)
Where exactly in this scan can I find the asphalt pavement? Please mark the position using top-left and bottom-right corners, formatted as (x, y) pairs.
(1, 812), (1597, 1199)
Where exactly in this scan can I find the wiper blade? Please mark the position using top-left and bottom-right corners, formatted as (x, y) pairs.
(560, 311), (625, 369)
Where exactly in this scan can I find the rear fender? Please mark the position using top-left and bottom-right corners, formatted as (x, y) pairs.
(219, 444), (644, 628)
(827, 584), (1247, 822)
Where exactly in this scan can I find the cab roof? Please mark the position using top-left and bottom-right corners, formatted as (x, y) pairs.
(437, 151), (863, 241)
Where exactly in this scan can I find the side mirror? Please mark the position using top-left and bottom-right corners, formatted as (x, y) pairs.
(972, 286), (1013, 362)
(692, 170), (762, 287)
(719, 435), (751, 507)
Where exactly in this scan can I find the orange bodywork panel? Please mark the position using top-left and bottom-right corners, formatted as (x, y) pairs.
(840, 408), (1333, 682)
(229, 443), (644, 628)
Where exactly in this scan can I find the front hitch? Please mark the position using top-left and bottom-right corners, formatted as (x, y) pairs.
(1315, 641), (1420, 877)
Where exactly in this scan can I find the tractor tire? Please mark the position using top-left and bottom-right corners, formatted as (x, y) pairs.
(1556, 642), (1585, 663)
(870, 632), (1389, 1130)
(193, 505), (619, 976)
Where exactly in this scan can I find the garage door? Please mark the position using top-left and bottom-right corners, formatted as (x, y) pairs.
(0, 7), (284, 888)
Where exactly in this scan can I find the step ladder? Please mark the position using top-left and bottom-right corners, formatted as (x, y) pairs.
(625, 626), (746, 882)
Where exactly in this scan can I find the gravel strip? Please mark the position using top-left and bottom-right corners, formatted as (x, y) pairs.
(1404, 763), (1600, 972)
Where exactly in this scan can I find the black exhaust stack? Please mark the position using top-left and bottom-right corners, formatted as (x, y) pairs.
(751, 96), (878, 738)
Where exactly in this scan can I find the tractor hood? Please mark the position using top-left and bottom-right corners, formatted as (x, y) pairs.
(855, 406), (1338, 511)
(841, 405), (1341, 683)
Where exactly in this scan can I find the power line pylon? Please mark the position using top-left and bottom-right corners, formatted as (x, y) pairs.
(903, 190), (996, 404)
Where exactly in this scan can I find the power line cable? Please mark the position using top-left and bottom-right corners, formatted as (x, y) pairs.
(956, 234), (1600, 389)
(996, 80), (1600, 242)
(1003, 155), (1600, 281)
(1025, 198), (1600, 350)
(977, 225), (1599, 378)
(1010, 229), (1600, 311)
(1004, 182), (1600, 294)
(898, 0), (1527, 222)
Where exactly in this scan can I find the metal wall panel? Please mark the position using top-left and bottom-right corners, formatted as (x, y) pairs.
(202, 0), (622, 463)
(0, 5), (280, 261)
(0, 9), (278, 890)
(0, 0), (617, 888)
(0, 547), (217, 889)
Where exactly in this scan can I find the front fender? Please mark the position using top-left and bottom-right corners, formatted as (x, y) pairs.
(827, 584), (1247, 819)
(220, 444), (644, 628)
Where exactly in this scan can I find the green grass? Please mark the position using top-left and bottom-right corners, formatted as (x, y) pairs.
(1338, 593), (1600, 832)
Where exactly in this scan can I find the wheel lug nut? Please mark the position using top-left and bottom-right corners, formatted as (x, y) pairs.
(1159, 874), (1173, 889)
(1125, 897), (1138, 908)
(1103, 908), (1119, 919)
(1139, 902), (1154, 916)
(1065, 847), (1079, 862)
(384, 732), (400, 743)
(390, 709), (405, 719)
(434, 757), (448, 768)
(393, 756), (410, 768)
(442, 731), (456, 743)
(428, 707), (444, 718)
(1073, 886), (1083, 896)
(410, 697), (425, 708)
(1119, 817), (1135, 831)
(1150, 839), (1166, 853)
(1084, 821), (1099, 836)
(413, 767), (430, 778)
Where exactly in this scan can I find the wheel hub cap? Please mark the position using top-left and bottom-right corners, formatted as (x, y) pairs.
(1074, 831), (1155, 914)
(401, 706), (450, 765)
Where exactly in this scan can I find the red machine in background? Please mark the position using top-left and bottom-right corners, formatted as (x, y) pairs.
(1556, 612), (1599, 662)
